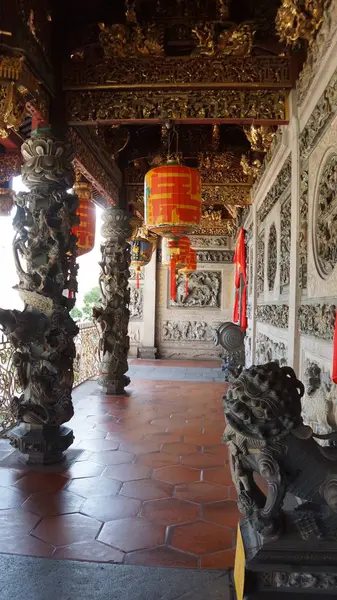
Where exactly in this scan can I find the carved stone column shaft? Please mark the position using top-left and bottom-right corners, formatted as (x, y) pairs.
(94, 207), (131, 395)
(0, 128), (79, 464)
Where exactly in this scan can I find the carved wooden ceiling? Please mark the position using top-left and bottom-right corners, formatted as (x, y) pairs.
(0, 0), (310, 234)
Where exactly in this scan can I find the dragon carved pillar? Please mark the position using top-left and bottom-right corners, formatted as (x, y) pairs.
(94, 207), (131, 395)
(0, 128), (79, 464)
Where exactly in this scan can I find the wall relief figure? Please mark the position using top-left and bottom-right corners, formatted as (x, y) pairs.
(314, 154), (337, 279)
(298, 303), (336, 340)
(170, 271), (221, 308)
(162, 320), (220, 342)
(196, 250), (233, 263)
(302, 359), (334, 441)
(267, 223), (277, 291)
(280, 197), (291, 291)
(129, 287), (143, 321)
(256, 304), (289, 329)
(255, 332), (288, 366)
(257, 232), (265, 295)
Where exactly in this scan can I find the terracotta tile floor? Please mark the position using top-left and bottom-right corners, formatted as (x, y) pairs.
(0, 360), (239, 569)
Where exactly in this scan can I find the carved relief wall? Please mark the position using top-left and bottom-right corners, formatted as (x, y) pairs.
(156, 258), (234, 360)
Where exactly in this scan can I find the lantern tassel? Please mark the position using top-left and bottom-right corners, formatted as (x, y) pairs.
(136, 268), (140, 290)
(170, 257), (177, 301)
(333, 309), (337, 384)
(185, 275), (189, 297)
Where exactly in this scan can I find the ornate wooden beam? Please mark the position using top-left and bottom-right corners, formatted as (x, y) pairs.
(63, 56), (294, 91)
(65, 88), (289, 126)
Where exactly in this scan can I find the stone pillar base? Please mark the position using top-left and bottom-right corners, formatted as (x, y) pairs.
(138, 346), (157, 359)
(9, 424), (74, 465)
(99, 374), (131, 395)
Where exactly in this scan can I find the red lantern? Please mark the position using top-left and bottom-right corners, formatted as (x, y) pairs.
(144, 161), (202, 237)
(72, 181), (96, 257)
(130, 232), (153, 289)
(164, 236), (191, 301)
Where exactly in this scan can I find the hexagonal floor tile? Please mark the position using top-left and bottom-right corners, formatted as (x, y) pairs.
(202, 501), (240, 528)
(103, 464), (152, 482)
(66, 476), (121, 498)
(141, 498), (199, 525)
(152, 466), (201, 485)
(181, 453), (226, 469)
(81, 494), (141, 522)
(120, 479), (173, 501)
(75, 439), (120, 452)
(0, 508), (40, 538)
(202, 468), (234, 487)
(90, 451), (134, 466)
(175, 482), (229, 503)
(125, 546), (198, 568)
(64, 461), (105, 479)
(170, 521), (234, 555)
(33, 513), (101, 546)
(0, 534), (53, 557)
(0, 469), (23, 487)
(98, 518), (165, 552)
(200, 548), (236, 569)
(119, 441), (161, 455)
(0, 485), (28, 509)
(14, 473), (68, 494)
(136, 453), (179, 469)
(53, 541), (124, 563)
(160, 443), (198, 456)
(22, 491), (84, 516)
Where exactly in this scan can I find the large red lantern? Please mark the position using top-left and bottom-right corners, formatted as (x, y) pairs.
(144, 161), (202, 237)
(130, 229), (153, 289)
(72, 181), (96, 257)
(145, 160), (201, 300)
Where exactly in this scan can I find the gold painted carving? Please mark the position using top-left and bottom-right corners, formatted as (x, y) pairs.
(69, 128), (120, 206)
(192, 22), (254, 57)
(240, 154), (262, 179)
(244, 125), (275, 153)
(0, 54), (49, 121)
(276, 0), (330, 47)
(197, 151), (249, 184)
(0, 153), (22, 183)
(64, 56), (292, 89)
(66, 89), (287, 123)
(0, 82), (26, 137)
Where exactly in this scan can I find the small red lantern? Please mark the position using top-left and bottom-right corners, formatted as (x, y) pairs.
(130, 230), (153, 289)
(72, 181), (96, 257)
(164, 236), (191, 300)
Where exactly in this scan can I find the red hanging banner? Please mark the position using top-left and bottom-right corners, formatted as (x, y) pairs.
(233, 228), (247, 331)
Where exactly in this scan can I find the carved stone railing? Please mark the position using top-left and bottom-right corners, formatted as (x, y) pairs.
(73, 322), (99, 387)
(0, 322), (99, 434)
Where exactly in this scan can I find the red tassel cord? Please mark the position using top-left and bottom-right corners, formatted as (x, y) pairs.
(333, 309), (337, 384)
(185, 275), (189, 297)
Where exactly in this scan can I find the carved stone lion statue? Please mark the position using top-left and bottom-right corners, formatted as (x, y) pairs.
(223, 362), (337, 539)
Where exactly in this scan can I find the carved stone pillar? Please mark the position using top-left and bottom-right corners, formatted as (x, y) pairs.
(0, 129), (79, 464)
(94, 207), (131, 395)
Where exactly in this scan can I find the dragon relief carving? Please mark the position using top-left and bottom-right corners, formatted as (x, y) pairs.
(0, 131), (79, 434)
(223, 362), (337, 540)
(93, 208), (132, 395)
(192, 21), (255, 57)
(314, 154), (337, 279)
(170, 271), (221, 308)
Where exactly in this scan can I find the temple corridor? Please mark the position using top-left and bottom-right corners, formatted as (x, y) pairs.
(0, 361), (239, 569)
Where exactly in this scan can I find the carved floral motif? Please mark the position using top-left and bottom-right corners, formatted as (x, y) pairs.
(257, 232), (265, 295)
(314, 154), (337, 278)
(267, 223), (277, 291)
(171, 272), (221, 308)
(256, 304), (289, 329)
